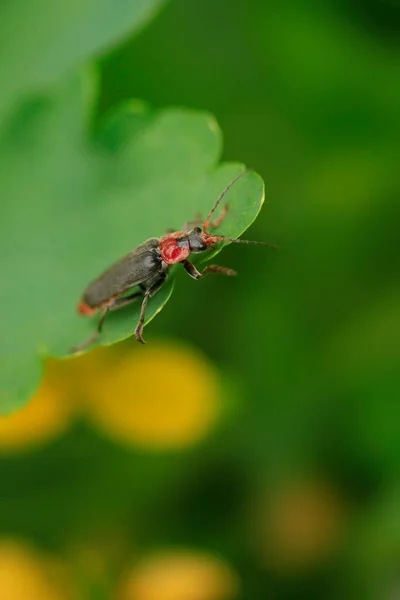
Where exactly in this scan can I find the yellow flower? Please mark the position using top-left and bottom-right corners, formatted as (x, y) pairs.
(0, 360), (73, 452)
(115, 550), (239, 600)
(79, 341), (223, 450)
(0, 539), (74, 600)
(256, 478), (347, 572)
(0, 339), (223, 452)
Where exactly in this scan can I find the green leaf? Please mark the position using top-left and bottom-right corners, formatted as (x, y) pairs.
(0, 0), (165, 120)
(0, 72), (264, 413)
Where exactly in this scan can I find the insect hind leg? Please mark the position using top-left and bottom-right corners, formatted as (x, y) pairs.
(71, 289), (144, 353)
(70, 306), (110, 353)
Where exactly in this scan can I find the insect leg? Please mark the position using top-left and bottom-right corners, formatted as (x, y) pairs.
(208, 203), (229, 229)
(182, 216), (203, 233)
(182, 260), (237, 279)
(181, 206), (228, 233)
(71, 290), (145, 353)
(71, 306), (110, 353)
(108, 289), (144, 311)
(180, 204), (228, 234)
(134, 276), (167, 345)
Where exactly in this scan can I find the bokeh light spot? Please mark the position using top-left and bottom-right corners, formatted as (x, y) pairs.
(80, 341), (222, 450)
(257, 479), (347, 572)
(0, 360), (73, 452)
(0, 539), (74, 600)
(115, 550), (239, 600)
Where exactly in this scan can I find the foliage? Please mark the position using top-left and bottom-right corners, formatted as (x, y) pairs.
(0, 27), (263, 413)
(0, 0), (165, 120)
(1, 0), (400, 598)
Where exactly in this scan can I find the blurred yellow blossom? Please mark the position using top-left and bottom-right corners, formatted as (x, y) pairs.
(115, 549), (239, 600)
(0, 539), (75, 600)
(79, 341), (222, 450)
(256, 479), (347, 572)
(0, 360), (74, 452)
(0, 339), (223, 452)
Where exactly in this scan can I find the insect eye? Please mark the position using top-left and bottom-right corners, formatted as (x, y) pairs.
(194, 227), (202, 233)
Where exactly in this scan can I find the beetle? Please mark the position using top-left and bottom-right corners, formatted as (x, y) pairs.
(72, 169), (275, 351)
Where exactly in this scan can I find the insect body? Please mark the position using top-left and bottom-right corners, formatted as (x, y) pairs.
(73, 170), (275, 351)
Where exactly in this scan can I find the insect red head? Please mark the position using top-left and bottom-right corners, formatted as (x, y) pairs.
(160, 232), (191, 265)
(161, 169), (276, 265)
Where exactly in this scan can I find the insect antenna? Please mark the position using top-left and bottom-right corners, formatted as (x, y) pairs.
(213, 236), (278, 249)
(204, 169), (253, 232)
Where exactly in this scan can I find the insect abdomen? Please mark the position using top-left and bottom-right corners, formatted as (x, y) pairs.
(78, 301), (98, 316)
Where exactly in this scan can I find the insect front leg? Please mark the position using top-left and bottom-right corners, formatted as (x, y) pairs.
(182, 204), (229, 233)
(182, 215), (203, 233)
(134, 274), (167, 345)
(208, 203), (229, 229)
(182, 260), (237, 279)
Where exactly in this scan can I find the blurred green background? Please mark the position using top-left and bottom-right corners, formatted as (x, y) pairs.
(1, 0), (400, 598)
